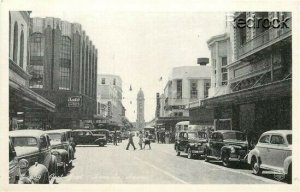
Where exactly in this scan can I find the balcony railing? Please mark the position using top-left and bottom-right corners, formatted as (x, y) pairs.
(237, 19), (292, 58)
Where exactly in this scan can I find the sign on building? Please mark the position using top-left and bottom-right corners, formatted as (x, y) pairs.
(107, 101), (112, 117)
(68, 96), (82, 107)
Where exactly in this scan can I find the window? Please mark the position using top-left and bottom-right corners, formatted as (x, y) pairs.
(113, 78), (116, 85)
(221, 57), (227, 66)
(204, 82), (210, 98)
(190, 80), (198, 99)
(176, 80), (182, 99)
(29, 33), (44, 88)
(59, 36), (71, 90)
(101, 78), (105, 84)
(259, 135), (270, 143)
(270, 135), (285, 145)
(19, 30), (24, 68)
(13, 21), (18, 63)
(286, 134), (292, 145)
(40, 136), (48, 149)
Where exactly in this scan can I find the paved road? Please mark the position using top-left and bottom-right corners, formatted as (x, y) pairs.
(57, 136), (286, 184)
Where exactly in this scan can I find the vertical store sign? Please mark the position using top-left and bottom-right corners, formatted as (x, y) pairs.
(107, 101), (112, 118)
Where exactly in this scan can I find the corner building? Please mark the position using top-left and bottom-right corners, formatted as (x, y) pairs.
(28, 17), (98, 129)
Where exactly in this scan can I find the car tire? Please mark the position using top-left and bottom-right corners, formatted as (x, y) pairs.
(251, 156), (262, 176)
(222, 153), (231, 167)
(176, 146), (180, 156)
(287, 164), (292, 184)
(187, 148), (193, 159)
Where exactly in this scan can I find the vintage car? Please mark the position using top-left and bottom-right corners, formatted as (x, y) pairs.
(175, 131), (208, 159)
(90, 129), (109, 145)
(72, 129), (107, 146)
(204, 130), (248, 167)
(9, 139), (21, 184)
(45, 129), (75, 175)
(9, 130), (57, 184)
(247, 130), (292, 183)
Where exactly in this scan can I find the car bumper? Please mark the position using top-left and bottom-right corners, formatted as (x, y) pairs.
(229, 154), (248, 162)
(191, 150), (205, 154)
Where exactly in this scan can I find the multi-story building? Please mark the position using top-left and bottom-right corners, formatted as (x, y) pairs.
(9, 11), (56, 130)
(157, 64), (211, 132)
(136, 88), (145, 129)
(192, 12), (292, 144)
(96, 74), (124, 128)
(27, 17), (98, 129)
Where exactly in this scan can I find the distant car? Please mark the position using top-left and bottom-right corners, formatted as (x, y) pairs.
(204, 130), (248, 167)
(90, 129), (108, 145)
(9, 139), (21, 184)
(45, 129), (75, 175)
(175, 131), (208, 159)
(247, 130), (292, 183)
(10, 130), (57, 183)
(72, 129), (107, 146)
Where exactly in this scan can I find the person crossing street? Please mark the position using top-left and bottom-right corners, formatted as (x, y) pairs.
(126, 131), (136, 150)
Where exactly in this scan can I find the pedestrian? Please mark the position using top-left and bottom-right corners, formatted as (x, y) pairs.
(157, 131), (160, 143)
(138, 131), (144, 150)
(126, 132), (136, 150)
(143, 132), (151, 149)
(161, 131), (165, 144)
(113, 129), (118, 146)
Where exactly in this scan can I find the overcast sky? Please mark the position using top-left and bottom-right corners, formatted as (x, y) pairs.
(30, 10), (226, 122)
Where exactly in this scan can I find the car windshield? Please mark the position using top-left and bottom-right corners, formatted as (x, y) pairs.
(188, 132), (198, 139)
(286, 134), (292, 144)
(198, 132), (207, 139)
(12, 137), (38, 147)
(48, 133), (62, 141)
(223, 132), (246, 141)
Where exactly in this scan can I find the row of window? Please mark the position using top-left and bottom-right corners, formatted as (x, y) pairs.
(101, 78), (117, 85)
(29, 34), (71, 90)
(175, 80), (210, 99)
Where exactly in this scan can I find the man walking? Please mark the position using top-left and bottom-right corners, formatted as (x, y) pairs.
(156, 131), (160, 143)
(126, 132), (136, 150)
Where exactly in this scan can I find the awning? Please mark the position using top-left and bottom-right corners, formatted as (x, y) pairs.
(203, 78), (291, 108)
(9, 78), (56, 113)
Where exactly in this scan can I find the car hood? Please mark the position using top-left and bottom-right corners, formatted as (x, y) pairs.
(15, 146), (39, 157)
(224, 140), (248, 148)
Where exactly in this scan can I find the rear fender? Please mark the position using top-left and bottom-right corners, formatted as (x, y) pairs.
(283, 156), (292, 174)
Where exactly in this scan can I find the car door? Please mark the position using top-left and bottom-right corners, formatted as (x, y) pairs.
(268, 134), (289, 169)
(209, 132), (217, 156)
(182, 132), (189, 151)
(256, 134), (270, 166)
(214, 133), (224, 158)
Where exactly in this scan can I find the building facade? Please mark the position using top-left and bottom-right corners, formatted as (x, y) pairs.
(191, 12), (292, 144)
(96, 74), (124, 128)
(28, 17), (98, 129)
(9, 11), (56, 130)
(136, 88), (145, 129)
(157, 65), (211, 132)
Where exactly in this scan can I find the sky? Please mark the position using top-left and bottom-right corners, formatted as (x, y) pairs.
(30, 9), (226, 122)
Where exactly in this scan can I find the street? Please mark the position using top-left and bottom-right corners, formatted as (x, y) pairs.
(56, 137), (285, 184)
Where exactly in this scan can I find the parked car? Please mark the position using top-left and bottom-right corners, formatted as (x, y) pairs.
(9, 139), (21, 184)
(121, 131), (129, 140)
(72, 129), (107, 146)
(175, 131), (208, 159)
(204, 130), (248, 167)
(45, 129), (75, 175)
(247, 130), (292, 183)
(9, 130), (57, 183)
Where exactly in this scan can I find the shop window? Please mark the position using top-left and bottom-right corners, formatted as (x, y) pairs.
(13, 21), (18, 63)
(221, 57), (227, 66)
(59, 36), (71, 90)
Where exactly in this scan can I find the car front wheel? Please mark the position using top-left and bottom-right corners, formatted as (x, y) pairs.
(222, 153), (231, 167)
(251, 156), (262, 175)
(176, 146), (180, 156)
